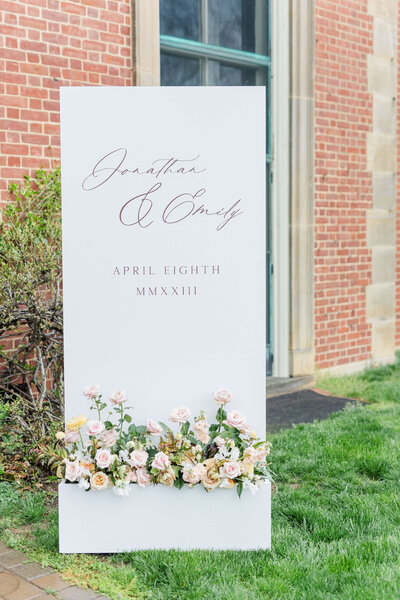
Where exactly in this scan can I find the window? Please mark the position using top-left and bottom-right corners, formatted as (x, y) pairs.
(160, 0), (272, 374)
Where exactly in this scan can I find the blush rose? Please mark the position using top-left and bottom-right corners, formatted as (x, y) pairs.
(169, 405), (191, 423)
(151, 451), (170, 471)
(95, 448), (113, 469)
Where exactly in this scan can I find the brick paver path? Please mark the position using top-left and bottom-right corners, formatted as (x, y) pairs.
(0, 541), (110, 600)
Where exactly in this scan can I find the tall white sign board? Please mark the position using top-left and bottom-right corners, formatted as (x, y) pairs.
(60, 87), (270, 552)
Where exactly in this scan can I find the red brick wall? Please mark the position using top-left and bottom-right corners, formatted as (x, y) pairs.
(314, 1), (373, 370)
(0, 0), (132, 208)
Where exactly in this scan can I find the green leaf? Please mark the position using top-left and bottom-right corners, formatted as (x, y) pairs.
(237, 482), (243, 498)
(174, 477), (185, 490)
(159, 421), (172, 434)
(124, 414), (132, 423)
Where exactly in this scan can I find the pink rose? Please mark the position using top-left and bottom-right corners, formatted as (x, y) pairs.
(169, 405), (191, 423)
(83, 384), (100, 398)
(182, 463), (205, 485)
(129, 449), (148, 468)
(110, 389), (127, 404)
(226, 410), (247, 432)
(146, 419), (163, 435)
(136, 467), (152, 488)
(87, 420), (105, 436)
(221, 461), (241, 479)
(95, 448), (113, 469)
(64, 430), (79, 444)
(151, 451), (170, 471)
(99, 428), (118, 447)
(214, 389), (233, 405)
(214, 436), (225, 448)
(127, 469), (138, 483)
(64, 459), (82, 482)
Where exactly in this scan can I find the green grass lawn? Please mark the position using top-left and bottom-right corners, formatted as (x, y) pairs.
(1, 363), (400, 599)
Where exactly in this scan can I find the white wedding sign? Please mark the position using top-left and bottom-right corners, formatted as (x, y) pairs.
(59, 86), (270, 552)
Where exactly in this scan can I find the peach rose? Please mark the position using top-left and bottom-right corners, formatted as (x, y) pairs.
(83, 384), (100, 398)
(64, 459), (82, 482)
(110, 389), (127, 404)
(95, 448), (113, 469)
(221, 461), (241, 479)
(214, 389), (233, 405)
(90, 471), (109, 490)
(151, 451), (170, 471)
(129, 449), (148, 468)
(146, 419), (163, 435)
(99, 428), (118, 447)
(201, 458), (220, 491)
(136, 467), (152, 488)
(226, 410), (248, 432)
(64, 430), (79, 444)
(87, 420), (105, 436)
(169, 405), (191, 423)
(159, 467), (176, 487)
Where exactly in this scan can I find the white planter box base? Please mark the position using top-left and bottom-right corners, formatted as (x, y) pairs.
(59, 481), (271, 553)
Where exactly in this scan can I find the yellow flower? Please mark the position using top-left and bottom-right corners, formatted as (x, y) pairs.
(55, 431), (65, 440)
(66, 415), (88, 431)
(241, 461), (254, 477)
(249, 430), (258, 439)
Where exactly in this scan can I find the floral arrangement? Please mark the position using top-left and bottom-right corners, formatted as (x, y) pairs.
(46, 385), (271, 497)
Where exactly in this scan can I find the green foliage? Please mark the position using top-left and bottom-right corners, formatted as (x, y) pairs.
(0, 168), (63, 445)
(316, 351), (400, 404)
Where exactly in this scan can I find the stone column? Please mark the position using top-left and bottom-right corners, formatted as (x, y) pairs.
(289, 0), (315, 375)
(366, 0), (397, 363)
(133, 0), (160, 86)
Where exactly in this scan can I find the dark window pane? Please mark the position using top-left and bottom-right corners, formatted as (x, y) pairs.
(161, 52), (201, 86)
(208, 60), (257, 86)
(160, 0), (200, 41)
(208, 0), (267, 54)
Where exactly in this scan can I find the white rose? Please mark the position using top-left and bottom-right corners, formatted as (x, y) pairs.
(169, 405), (191, 423)
(214, 389), (233, 405)
(83, 384), (100, 398)
(110, 389), (127, 404)
(64, 459), (82, 482)
(214, 436), (225, 448)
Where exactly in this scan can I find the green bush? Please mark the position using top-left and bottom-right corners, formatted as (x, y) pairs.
(0, 168), (63, 450)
